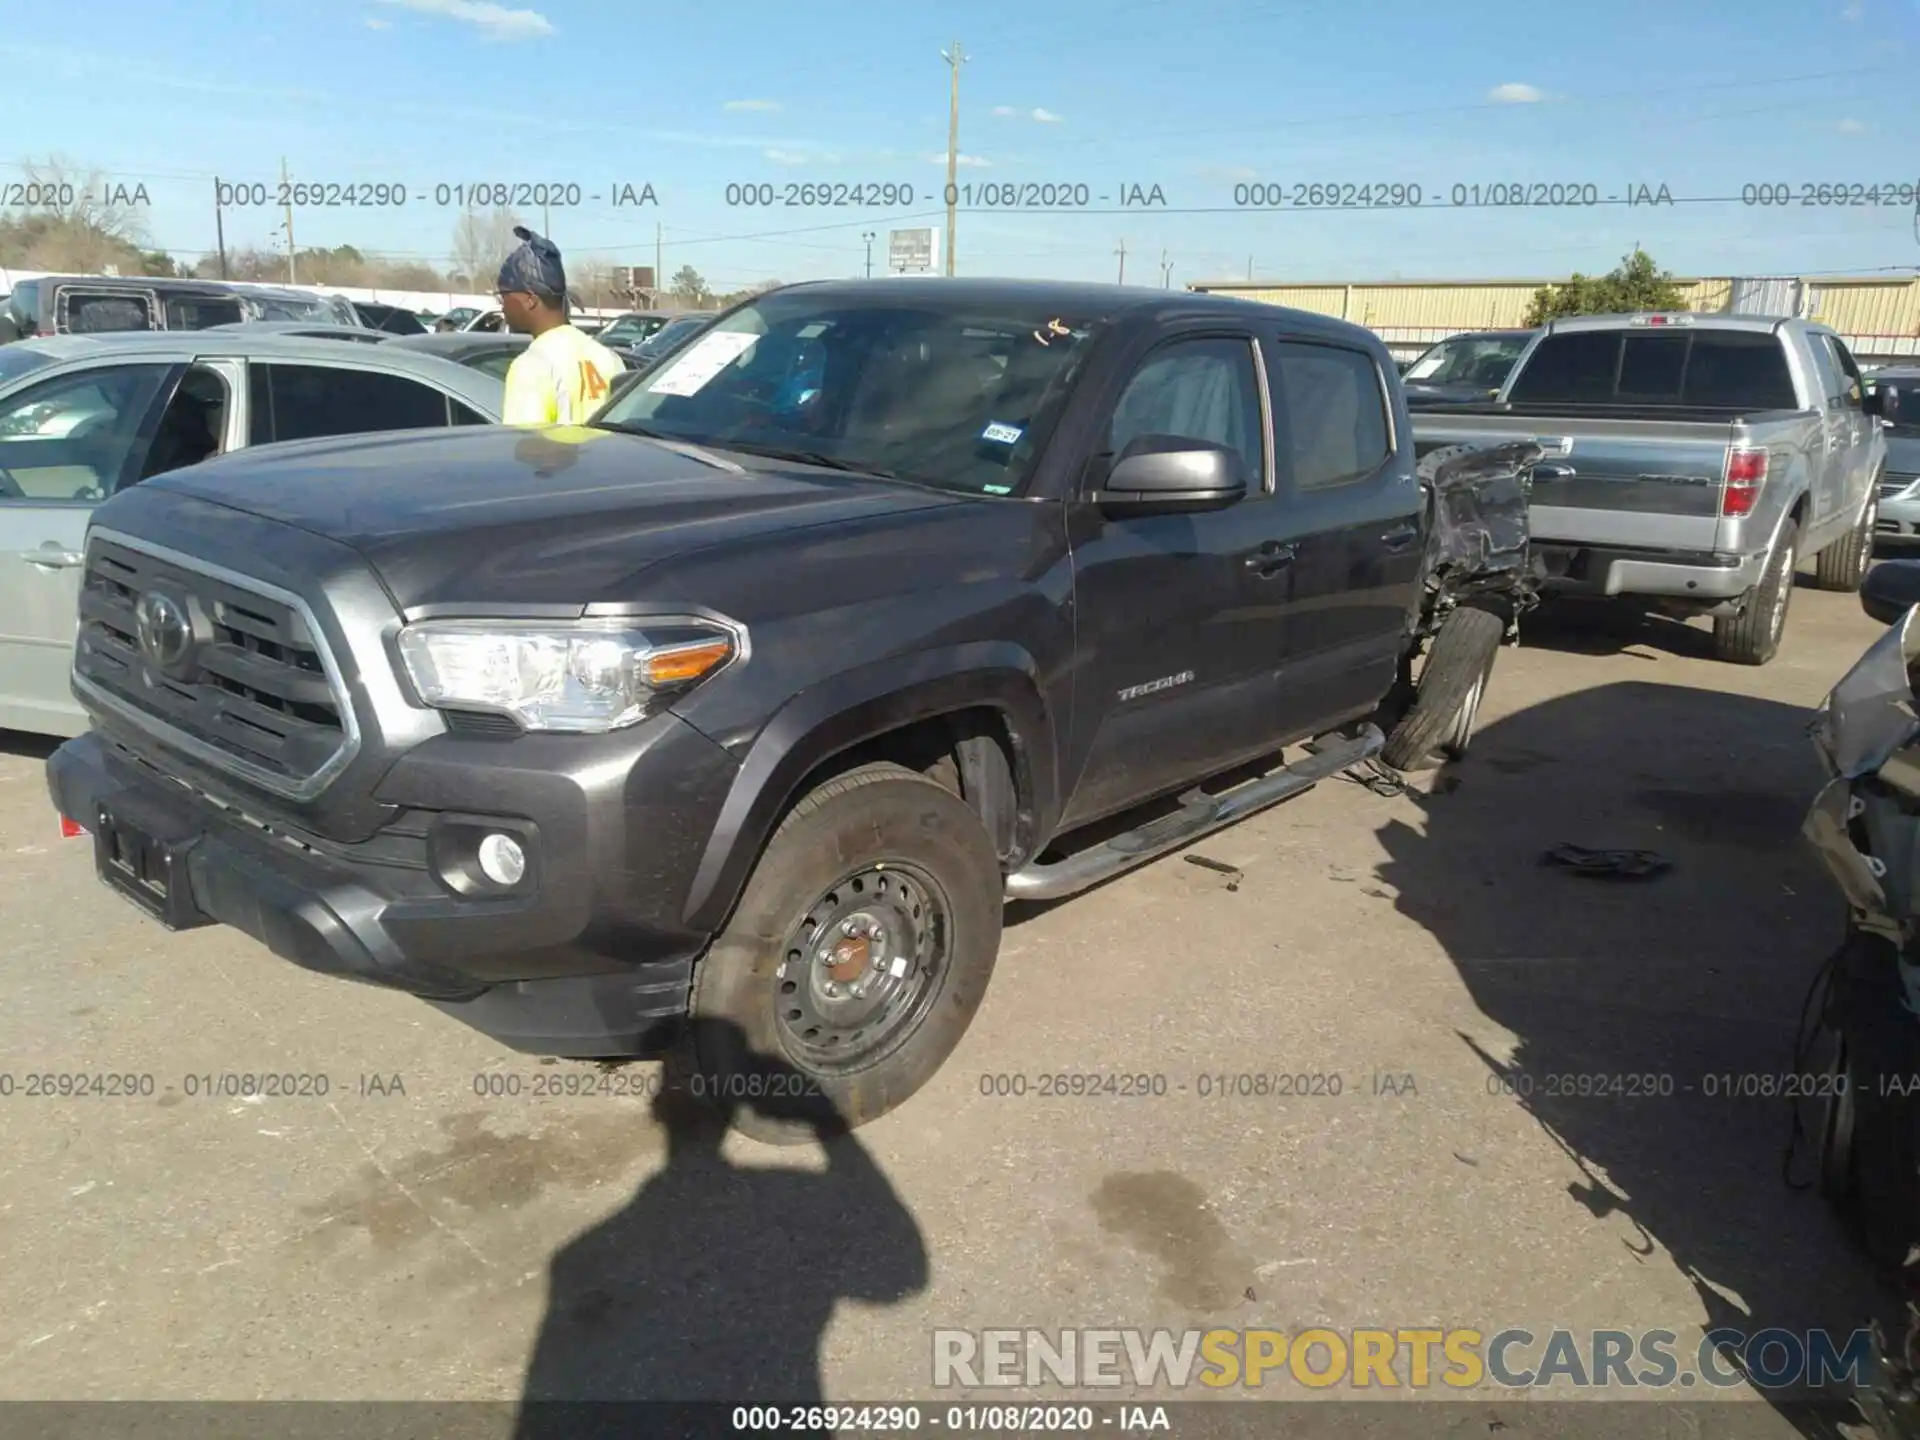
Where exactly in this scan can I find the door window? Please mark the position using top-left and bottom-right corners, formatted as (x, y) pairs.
(1270, 341), (1391, 490)
(1822, 336), (1863, 409)
(252, 364), (455, 442)
(0, 364), (173, 501)
(164, 296), (246, 330)
(139, 366), (231, 480)
(1807, 336), (1848, 408)
(1106, 337), (1265, 489)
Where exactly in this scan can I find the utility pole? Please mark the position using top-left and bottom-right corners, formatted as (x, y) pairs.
(863, 231), (875, 278)
(1246, 255), (1253, 281)
(655, 221), (664, 307)
(1160, 249), (1171, 288)
(942, 40), (966, 277)
(1115, 239), (1127, 285)
(211, 177), (229, 279)
(280, 157), (297, 284)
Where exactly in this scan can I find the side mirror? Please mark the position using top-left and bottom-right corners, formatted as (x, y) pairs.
(1092, 435), (1248, 513)
(1861, 560), (1920, 625)
(1865, 384), (1899, 422)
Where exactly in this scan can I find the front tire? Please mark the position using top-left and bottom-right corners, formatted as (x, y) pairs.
(1812, 482), (1878, 593)
(1712, 519), (1797, 666)
(685, 761), (1003, 1144)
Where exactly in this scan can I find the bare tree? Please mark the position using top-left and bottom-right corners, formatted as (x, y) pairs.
(17, 155), (147, 244)
(450, 207), (523, 290)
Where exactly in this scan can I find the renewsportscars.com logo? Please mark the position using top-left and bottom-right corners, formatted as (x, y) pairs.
(931, 1327), (1873, 1392)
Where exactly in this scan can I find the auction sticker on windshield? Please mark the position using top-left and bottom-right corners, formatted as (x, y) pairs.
(648, 330), (760, 396)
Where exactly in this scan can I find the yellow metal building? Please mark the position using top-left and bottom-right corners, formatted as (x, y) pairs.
(1187, 274), (1920, 365)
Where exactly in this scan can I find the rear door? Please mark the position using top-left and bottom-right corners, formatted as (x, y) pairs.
(1819, 333), (1874, 508)
(1261, 334), (1421, 734)
(0, 359), (182, 734)
(1804, 334), (1853, 530)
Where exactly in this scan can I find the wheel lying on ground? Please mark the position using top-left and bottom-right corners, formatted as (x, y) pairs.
(1380, 600), (1507, 772)
(1711, 518), (1797, 666)
(685, 760), (1003, 1144)
(1811, 481), (1879, 593)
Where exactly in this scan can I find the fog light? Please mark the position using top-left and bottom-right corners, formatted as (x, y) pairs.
(477, 833), (526, 886)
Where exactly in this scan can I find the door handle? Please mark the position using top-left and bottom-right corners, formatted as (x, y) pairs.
(21, 548), (84, 569)
(1244, 540), (1297, 576)
(1379, 523), (1420, 553)
(1533, 462), (1577, 480)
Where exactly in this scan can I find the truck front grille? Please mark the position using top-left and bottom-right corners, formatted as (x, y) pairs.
(73, 533), (358, 798)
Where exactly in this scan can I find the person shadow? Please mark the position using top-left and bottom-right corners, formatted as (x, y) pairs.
(1374, 678), (1900, 1437)
(513, 1018), (929, 1440)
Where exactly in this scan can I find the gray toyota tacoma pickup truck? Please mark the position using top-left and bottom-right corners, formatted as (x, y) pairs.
(1413, 313), (1890, 665)
(45, 279), (1532, 1137)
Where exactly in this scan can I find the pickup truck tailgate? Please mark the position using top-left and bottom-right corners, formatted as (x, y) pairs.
(1415, 412), (1744, 551)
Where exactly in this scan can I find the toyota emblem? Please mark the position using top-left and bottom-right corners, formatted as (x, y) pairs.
(134, 591), (193, 670)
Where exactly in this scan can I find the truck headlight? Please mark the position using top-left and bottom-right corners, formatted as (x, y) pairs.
(396, 617), (740, 733)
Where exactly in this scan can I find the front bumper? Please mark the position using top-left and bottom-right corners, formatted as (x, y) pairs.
(1877, 476), (1920, 538)
(48, 716), (739, 1057)
(1533, 542), (1765, 601)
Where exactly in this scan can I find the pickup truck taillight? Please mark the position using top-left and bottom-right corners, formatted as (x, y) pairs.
(1722, 447), (1768, 517)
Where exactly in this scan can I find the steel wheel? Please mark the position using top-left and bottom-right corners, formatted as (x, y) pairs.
(774, 861), (951, 1074)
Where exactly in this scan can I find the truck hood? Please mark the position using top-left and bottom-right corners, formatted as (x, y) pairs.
(1887, 432), (1920, 478)
(144, 425), (962, 609)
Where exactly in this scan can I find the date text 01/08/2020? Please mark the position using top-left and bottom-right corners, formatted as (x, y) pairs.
(1229, 182), (1678, 209)
(209, 181), (658, 209)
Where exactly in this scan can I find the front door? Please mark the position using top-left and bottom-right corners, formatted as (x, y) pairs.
(1060, 331), (1292, 830)
(0, 361), (195, 735)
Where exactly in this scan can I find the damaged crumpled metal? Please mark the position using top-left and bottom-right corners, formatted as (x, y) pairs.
(1421, 441), (1544, 611)
(1805, 605), (1920, 989)
(1813, 603), (1920, 780)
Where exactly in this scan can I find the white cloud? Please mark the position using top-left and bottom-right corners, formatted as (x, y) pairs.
(374, 0), (553, 41)
(1487, 81), (1543, 103)
(725, 99), (781, 112)
(992, 105), (1065, 123)
(363, 14), (392, 26)
(764, 148), (809, 164)
(927, 153), (990, 168)
(1843, 0), (1864, 19)
(1838, 116), (1869, 132)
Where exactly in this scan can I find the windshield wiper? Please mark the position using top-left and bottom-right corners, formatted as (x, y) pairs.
(712, 440), (908, 481)
(589, 419), (669, 439)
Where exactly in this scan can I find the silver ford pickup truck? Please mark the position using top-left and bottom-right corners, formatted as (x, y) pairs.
(1412, 314), (1890, 664)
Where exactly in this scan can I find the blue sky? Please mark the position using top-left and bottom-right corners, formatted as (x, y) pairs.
(1, 0), (1916, 292)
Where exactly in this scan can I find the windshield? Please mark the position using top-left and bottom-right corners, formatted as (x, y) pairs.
(1405, 335), (1528, 385)
(1881, 379), (1920, 434)
(601, 315), (665, 343)
(252, 295), (340, 323)
(595, 293), (1100, 495)
(641, 317), (705, 353)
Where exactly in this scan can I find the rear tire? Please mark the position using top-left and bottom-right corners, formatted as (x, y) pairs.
(684, 761), (1003, 1144)
(1812, 483), (1878, 593)
(1380, 601), (1506, 772)
(1712, 519), (1797, 666)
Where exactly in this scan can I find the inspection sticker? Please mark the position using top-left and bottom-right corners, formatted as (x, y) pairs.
(981, 421), (1023, 445)
(647, 331), (760, 396)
